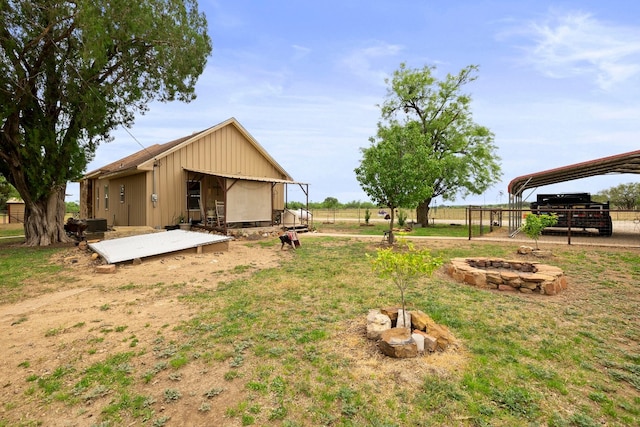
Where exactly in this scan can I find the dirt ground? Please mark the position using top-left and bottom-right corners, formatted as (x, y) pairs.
(0, 229), (637, 426)
(0, 231), (473, 426)
(1, 237), (299, 426)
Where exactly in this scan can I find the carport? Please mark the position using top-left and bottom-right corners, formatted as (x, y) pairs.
(507, 149), (640, 235)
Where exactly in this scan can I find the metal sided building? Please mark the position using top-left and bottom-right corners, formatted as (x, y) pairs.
(79, 118), (308, 231)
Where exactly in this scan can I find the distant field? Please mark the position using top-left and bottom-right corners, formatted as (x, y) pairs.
(308, 207), (469, 223)
(307, 207), (639, 223)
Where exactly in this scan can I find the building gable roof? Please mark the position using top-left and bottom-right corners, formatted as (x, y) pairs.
(84, 118), (293, 181)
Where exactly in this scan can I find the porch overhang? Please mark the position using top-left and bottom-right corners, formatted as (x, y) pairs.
(182, 167), (306, 185)
(182, 167), (310, 232)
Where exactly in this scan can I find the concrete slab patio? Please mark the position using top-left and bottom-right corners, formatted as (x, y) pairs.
(88, 229), (232, 264)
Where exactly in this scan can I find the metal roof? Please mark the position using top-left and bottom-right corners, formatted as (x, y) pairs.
(83, 118), (296, 182)
(88, 230), (232, 264)
(508, 149), (640, 196)
(83, 133), (199, 179)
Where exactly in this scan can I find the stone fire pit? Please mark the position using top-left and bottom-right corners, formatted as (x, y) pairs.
(446, 257), (567, 295)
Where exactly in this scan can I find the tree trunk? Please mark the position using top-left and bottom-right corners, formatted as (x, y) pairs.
(388, 207), (395, 244)
(416, 197), (433, 227)
(23, 186), (72, 246)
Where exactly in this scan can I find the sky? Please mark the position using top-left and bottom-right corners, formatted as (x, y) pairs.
(66, 0), (640, 206)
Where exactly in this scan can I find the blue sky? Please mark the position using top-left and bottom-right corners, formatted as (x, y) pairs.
(67, 0), (640, 206)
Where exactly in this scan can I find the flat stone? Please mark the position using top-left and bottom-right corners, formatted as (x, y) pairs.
(542, 281), (559, 295)
(559, 276), (568, 290)
(378, 328), (417, 358)
(520, 280), (539, 290)
(518, 246), (533, 254)
(413, 329), (438, 352)
(366, 311), (392, 340)
(411, 333), (425, 352)
(424, 322), (455, 351)
(423, 334), (438, 352)
(366, 309), (381, 323)
(95, 264), (116, 274)
(486, 273), (502, 284)
(500, 271), (520, 280)
(521, 273), (555, 283)
(409, 310), (430, 331)
(532, 250), (553, 258)
(505, 278), (523, 287)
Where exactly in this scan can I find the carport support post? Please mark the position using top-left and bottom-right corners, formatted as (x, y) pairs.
(567, 208), (572, 245)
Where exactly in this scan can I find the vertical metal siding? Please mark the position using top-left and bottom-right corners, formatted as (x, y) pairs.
(97, 174), (147, 226)
(86, 122), (289, 228)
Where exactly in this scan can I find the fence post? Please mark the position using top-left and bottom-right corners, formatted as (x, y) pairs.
(567, 208), (572, 245)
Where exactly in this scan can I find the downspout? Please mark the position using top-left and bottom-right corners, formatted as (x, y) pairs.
(152, 161), (158, 208)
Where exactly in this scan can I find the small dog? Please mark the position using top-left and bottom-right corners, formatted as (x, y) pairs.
(279, 233), (295, 250)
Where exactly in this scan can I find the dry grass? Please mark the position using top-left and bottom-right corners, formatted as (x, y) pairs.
(0, 234), (638, 426)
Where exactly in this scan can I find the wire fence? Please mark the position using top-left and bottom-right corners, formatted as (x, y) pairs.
(307, 207), (469, 224)
(305, 207), (639, 244)
(466, 207), (640, 244)
(0, 206), (640, 245)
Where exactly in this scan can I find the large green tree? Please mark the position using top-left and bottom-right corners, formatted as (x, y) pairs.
(369, 63), (502, 226)
(0, 0), (212, 245)
(355, 122), (433, 242)
(597, 182), (640, 210)
(322, 196), (340, 209)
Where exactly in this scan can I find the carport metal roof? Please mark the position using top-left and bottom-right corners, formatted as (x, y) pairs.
(508, 149), (640, 196)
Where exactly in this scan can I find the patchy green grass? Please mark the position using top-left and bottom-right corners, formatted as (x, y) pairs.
(0, 225), (72, 304)
(0, 236), (638, 426)
(0, 223), (24, 239)
(0, 245), (65, 303)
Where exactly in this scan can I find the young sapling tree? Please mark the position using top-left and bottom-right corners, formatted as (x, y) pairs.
(522, 213), (558, 250)
(370, 241), (443, 328)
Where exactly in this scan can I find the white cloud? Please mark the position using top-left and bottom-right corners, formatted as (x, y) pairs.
(340, 41), (404, 86)
(291, 44), (311, 60)
(509, 10), (640, 90)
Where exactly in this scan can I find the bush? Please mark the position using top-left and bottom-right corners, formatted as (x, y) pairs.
(397, 210), (407, 227)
